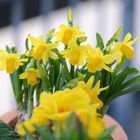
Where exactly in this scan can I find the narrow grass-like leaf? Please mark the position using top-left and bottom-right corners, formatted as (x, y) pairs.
(37, 62), (51, 91)
(62, 62), (72, 82)
(49, 65), (55, 91)
(96, 33), (104, 50)
(95, 126), (115, 140)
(115, 75), (140, 92)
(106, 24), (124, 46)
(107, 85), (140, 104)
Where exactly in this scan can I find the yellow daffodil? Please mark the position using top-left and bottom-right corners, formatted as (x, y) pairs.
(111, 33), (138, 63)
(53, 24), (85, 45)
(86, 45), (115, 73)
(27, 35), (58, 61)
(0, 50), (27, 74)
(61, 38), (87, 65)
(19, 68), (41, 85)
(17, 88), (105, 137)
(77, 76), (108, 109)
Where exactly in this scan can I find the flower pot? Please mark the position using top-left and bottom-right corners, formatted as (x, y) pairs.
(0, 110), (128, 140)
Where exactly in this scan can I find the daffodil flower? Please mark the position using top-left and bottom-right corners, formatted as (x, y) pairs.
(77, 76), (108, 109)
(86, 46), (115, 73)
(61, 38), (87, 66)
(111, 33), (138, 63)
(27, 35), (58, 61)
(17, 88), (105, 137)
(53, 24), (85, 45)
(0, 50), (28, 74)
(19, 68), (41, 86)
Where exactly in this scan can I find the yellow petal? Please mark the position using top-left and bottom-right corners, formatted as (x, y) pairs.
(38, 35), (44, 43)
(68, 38), (78, 49)
(40, 92), (57, 113)
(99, 86), (109, 92)
(48, 51), (58, 60)
(121, 44), (134, 59)
(123, 33), (132, 43)
(103, 54), (115, 64)
(102, 64), (113, 72)
(128, 36), (138, 46)
(19, 72), (28, 79)
(61, 88), (90, 110)
(117, 52), (123, 63)
(0, 50), (7, 70)
(28, 35), (40, 47)
(6, 57), (15, 74)
(49, 111), (70, 122)
(86, 76), (94, 89)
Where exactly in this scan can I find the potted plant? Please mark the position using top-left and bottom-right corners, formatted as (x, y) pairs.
(0, 9), (139, 140)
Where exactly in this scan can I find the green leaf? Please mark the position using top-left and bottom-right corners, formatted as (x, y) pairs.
(111, 66), (139, 92)
(55, 73), (63, 91)
(49, 65), (55, 91)
(63, 78), (79, 89)
(10, 69), (22, 104)
(113, 56), (126, 75)
(49, 58), (60, 85)
(77, 36), (87, 45)
(107, 85), (140, 104)
(70, 65), (75, 77)
(96, 33), (104, 50)
(25, 37), (29, 51)
(53, 49), (64, 64)
(62, 62), (72, 82)
(46, 29), (55, 43)
(37, 62), (51, 91)
(25, 59), (35, 71)
(115, 75), (140, 92)
(105, 66), (140, 104)
(56, 113), (91, 140)
(84, 71), (93, 82)
(106, 24), (124, 46)
(0, 121), (21, 140)
(34, 125), (55, 140)
(95, 126), (115, 140)
(79, 64), (86, 74)
(77, 71), (84, 81)
(62, 71), (84, 89)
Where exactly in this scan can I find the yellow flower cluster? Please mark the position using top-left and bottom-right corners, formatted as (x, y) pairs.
(53, 25), (137, 73)
(0, 25), (137, 85)
(0, 9), (138, 139)
(17, 78), (106, 138)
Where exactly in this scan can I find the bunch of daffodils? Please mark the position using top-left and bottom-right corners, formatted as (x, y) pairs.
(0, 9), (139, 140)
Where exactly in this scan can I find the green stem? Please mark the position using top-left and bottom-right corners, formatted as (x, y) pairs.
(27, 86), (34, 119)
(84, 71), (92, 82)
(36, 82), (41, 105)
(98, 104), (109, 117)
(70, 65), (74, 78)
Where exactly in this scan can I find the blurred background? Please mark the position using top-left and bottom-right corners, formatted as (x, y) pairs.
(0, 0), (140, 139)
